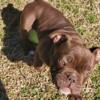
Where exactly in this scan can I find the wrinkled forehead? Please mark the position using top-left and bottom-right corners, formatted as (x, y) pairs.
(59, 46), (95, 65)
(71, 46), (94, 62)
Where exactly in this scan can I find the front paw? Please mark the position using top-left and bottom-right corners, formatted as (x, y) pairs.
(68, 95), (82, 100)
(34, 61), (43, 71)
(34, 65), (43, 70)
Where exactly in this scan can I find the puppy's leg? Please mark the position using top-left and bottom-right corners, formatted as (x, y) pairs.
(20, 11), (36, 55)
(34, 50), (43, 70)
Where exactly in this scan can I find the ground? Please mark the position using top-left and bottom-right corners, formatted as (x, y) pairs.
(0, 0), (100, 100)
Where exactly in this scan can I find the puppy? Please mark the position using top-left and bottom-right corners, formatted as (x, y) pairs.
(20, 0), (100, 99)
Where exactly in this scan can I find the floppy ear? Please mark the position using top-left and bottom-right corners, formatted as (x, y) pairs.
(90, 47), (100, 64)
(49, 33), (68, 44)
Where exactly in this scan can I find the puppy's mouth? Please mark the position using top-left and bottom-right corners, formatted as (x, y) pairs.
(59, 87), (71, 96)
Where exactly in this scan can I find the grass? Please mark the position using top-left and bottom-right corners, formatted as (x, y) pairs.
(0, 0), (100, 100)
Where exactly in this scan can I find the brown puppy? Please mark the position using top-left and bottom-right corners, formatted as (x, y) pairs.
(20, 0), (100, 99)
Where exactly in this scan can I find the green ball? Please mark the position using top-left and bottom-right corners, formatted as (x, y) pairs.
(29, 30), (39, 44)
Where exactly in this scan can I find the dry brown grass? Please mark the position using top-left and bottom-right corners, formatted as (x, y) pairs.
(0, 0), (100, 100)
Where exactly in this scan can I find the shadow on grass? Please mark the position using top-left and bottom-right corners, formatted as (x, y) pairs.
(1, 4), (36, 66)
(1, 3), (57, 90)
(0, 80), (9, 100)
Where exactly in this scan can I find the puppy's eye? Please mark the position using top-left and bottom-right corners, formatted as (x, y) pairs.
(58, 59), (67, 67)
(66, 74), (70, 78)
(62, 61), (67, 66)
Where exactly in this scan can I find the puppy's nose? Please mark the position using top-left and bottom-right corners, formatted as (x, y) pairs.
(68, 76), (75, 83)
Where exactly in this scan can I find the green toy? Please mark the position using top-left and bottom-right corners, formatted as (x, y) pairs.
(28, 30), (39, 44)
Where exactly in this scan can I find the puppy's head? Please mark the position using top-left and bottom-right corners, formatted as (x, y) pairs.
(50, 33), (100, 96)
